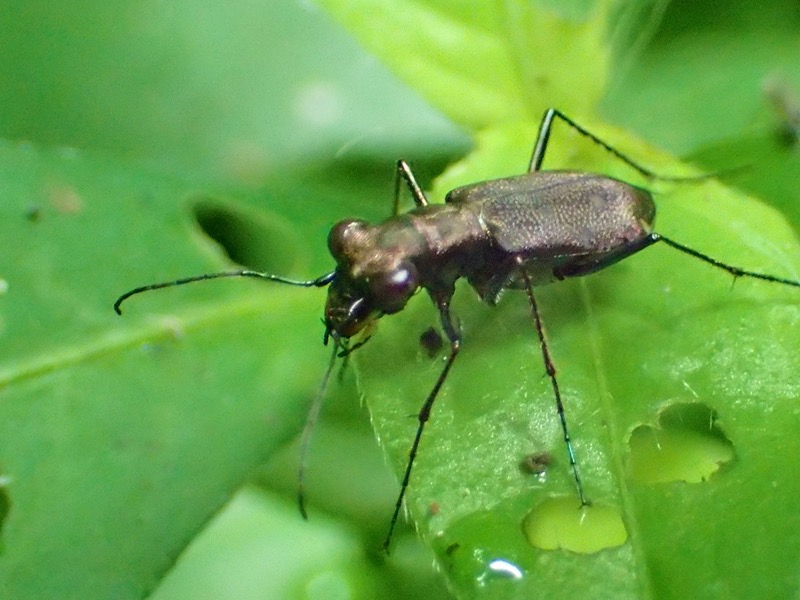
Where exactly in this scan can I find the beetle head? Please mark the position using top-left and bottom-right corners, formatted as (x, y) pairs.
(323, 219), (419, 339)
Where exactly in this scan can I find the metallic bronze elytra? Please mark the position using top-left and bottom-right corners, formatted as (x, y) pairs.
(113, 108), (800, 552)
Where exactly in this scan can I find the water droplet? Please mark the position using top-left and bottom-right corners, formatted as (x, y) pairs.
(477, 557), (524, 584)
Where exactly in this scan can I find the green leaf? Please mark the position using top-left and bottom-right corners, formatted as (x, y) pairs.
(357, 121), (800, 597)
(6, 1), (800, 598)
(0, 2), (465, 184)
(0, 140), (456, 599)
(601, 1), (800, 155)
(317, 0), (611, 129)
(0, 142), (359, 598)
(686, 129), (800, 235)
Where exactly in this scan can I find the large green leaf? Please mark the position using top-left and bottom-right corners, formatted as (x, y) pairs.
(4, 0), (800, 597)
(311, 1), (800, 596)
(0, 1), (465, 185)
(316, 0), (610, 129)
(0, 142), (330, 597)
(0, 139), (457, 598)
(357, 121), (800, 597)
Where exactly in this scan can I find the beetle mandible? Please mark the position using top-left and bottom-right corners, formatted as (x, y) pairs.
(114, 108), (800, 551)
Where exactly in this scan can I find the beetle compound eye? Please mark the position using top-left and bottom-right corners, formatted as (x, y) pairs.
(328, 219), (369, 259)
(371, 263), (418, 314)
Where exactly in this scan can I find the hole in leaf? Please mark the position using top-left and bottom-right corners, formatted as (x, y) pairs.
(627, 402), (735, 485)
(522, 496), (627, 553)
(192, 198), (302, 274)
(0, 475), (9, 546)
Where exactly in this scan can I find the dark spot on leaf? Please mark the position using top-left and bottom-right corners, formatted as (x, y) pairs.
(419, 326), (443, 358)
(519, 451), (553, 476)
(25, 204), (42, 222)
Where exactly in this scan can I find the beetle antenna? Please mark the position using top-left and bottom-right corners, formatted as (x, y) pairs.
(113, 270), (335, 314)
(297, 334), (341, 519)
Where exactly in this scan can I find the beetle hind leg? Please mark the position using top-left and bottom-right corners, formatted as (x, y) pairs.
(516, 258), (589, 507)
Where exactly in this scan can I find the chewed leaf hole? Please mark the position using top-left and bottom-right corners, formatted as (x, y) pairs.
(522, 496), (627, 554)
(627, 402), (735, 485)
(192, 198), (302, 274)
(0, 475), (9, 544)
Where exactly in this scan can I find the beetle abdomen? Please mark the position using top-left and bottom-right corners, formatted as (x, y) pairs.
(449, 171), (655, 258)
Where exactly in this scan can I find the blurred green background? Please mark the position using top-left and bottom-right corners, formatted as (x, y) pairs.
(0, 1), (466, 186)
(1, 1), (800, 598)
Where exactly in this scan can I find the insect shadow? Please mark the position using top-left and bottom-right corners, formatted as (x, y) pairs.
(114, 108), (800, 552)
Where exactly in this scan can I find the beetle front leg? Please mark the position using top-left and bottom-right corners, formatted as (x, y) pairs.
(383, 298), (461, 552)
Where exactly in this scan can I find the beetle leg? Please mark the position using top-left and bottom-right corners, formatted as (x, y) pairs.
(655, 234), (800, 289)
(529, 108), (711, 183)
(517, 258), (589, 508)
(394, 159), (429, 215)
(383, 298), (461, 552)
(529, 108), (662, 180)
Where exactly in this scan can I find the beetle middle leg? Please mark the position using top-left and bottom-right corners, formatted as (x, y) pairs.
(517, 258), (588, 507)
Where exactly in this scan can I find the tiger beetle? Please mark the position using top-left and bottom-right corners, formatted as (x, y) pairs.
(114, 108), (800, 552)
